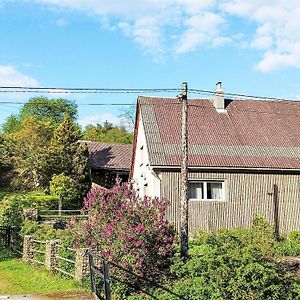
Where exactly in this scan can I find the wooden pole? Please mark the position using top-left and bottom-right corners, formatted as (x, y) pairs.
(180, 82), (189, 259)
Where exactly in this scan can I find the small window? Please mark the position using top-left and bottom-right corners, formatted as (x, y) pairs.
(188, 180), (225, 201)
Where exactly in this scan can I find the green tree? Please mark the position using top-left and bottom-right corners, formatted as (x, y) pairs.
(1, 115), (22, 134)
(50, 173), (77, 212)
(82, 121), (133, 144)
(19, 97), (77, 125)
(49, 116), (91, 207)
(5, 116), (53, 189)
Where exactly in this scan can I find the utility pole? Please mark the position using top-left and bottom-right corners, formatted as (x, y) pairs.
(179, 81), (189, 259)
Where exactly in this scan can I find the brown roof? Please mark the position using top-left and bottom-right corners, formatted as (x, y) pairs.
(136, 96), (300, 170)
(83, 141), (132, 171)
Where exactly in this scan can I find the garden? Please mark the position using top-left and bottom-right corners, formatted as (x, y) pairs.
(1, 184), (300, 299)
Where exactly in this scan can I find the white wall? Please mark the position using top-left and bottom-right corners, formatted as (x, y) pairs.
(132, 114), (161, 198)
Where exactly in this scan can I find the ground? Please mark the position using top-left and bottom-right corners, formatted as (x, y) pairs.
(0, 249), (93, 299)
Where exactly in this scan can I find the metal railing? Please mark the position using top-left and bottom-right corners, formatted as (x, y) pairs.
(88, 252), (184, 300)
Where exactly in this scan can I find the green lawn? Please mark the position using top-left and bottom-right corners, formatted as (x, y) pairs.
(0, 249), (88, 295)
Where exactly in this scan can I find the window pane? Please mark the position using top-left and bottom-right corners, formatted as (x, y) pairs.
(188, 182), (203, 199)
(207, 182), (223, 199)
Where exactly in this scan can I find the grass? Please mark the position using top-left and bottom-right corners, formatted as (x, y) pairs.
(0, 248), (88, 295)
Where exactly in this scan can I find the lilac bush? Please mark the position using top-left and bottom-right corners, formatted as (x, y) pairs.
(69, 183), (175, 280)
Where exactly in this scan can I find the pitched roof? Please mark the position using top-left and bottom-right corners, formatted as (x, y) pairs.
(83, 141), (132, 171)
(137, 96), (300, 169)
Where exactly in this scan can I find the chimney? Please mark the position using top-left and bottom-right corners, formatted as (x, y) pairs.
(214, 81), (225, 112)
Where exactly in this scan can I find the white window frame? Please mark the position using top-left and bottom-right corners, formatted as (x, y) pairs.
(188, 180), (225, 201)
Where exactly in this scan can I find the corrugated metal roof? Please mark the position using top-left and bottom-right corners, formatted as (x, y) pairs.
(83, 141), (132, 171)
(138, 96), (300, 169)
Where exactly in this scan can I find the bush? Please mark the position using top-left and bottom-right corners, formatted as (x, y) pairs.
(50, 173), (78, 209)
(70, 184), (175, 295)
(279, 231), (300, 256)
(158, 217), (300, 300)
(0, 195), (24, 228)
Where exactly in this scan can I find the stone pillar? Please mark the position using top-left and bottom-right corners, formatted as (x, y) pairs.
(75, 248), (89, 282)
(23, 208), (38, 221)
(45, 239), (60, 273)
(22, 235), (33, 263)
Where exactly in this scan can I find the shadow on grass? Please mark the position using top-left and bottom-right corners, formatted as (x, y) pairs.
(0, 247), (19, 261)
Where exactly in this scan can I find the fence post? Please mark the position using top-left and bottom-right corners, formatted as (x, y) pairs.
(89, 253), (97, 294)
(75, 248), (89, 282)
(103, 259), (112, 300)
(22, 235), (33, 263)
(23, 208), (38, 221)
(6, 226), (11, 247)
(45, 239), (60, 273)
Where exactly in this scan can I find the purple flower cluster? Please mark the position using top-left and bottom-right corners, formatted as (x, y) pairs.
(70, 183), (175, 279)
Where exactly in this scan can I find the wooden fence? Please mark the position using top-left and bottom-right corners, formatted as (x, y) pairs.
(22, 235), (88, 282)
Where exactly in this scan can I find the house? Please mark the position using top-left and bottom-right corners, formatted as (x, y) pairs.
(84, 141), (132, 188)
(130, 83), (300, 233)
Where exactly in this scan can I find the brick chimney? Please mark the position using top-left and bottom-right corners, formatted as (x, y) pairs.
(214, 81), (225, 112)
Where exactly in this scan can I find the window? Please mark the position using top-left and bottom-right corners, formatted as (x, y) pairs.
(188, 181), (225, 201)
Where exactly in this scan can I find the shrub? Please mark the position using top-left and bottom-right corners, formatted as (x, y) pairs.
(0, 195), (24, 228)
(159, 217), (300, 300)
(278, 231), (300, 256)
(50, 173), (78, 209)
(70, 184), (175, 291)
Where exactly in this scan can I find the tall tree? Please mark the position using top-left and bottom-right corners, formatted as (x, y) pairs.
(5, 116), (53, 189)
(49, 116), (91, 207)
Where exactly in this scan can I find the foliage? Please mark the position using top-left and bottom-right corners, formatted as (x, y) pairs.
(50, 173), (78, 209)
(1, 115), (22, 135)
(278, 231), (300, 256)
(1, 97), (80, 191)
(19, 97), (78, 125)
(49, 116), (91, 207)
(0, 195), (23, 228)
(70, 184), (175, 291)
(3, 116), (54, 190)
(82, 121), (133, 144)
(158, 217), (300, 300)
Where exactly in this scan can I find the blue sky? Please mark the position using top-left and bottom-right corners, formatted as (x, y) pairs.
(1, 0), (300, 128)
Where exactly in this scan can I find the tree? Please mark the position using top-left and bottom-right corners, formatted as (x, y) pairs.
(4, 116), (53, 189)
(82, 121), (133, 144)
(119, 105), (136, 132)
(19, 97), (77, 125)
(1, 115), (22, 135)
(50, 173), (77, 213)
(49, 116), (91, 207)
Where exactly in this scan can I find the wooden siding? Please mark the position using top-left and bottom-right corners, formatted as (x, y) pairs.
(160, 171), (300, 233)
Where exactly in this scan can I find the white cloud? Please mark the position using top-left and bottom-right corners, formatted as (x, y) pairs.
(176, 12), (228, 53)
(55, 18), (67, 26)
(13, 0), (300, 71)
(29, 0), (228, 61)
(78, 113), (120, 128)
(221, 0), (300, 72)
(0, 65), (39, 87)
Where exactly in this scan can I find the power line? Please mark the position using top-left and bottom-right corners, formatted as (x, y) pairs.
(0, 85), (298, 102)
(0, 101), (135, 106)
(0, 87), (181, 94)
